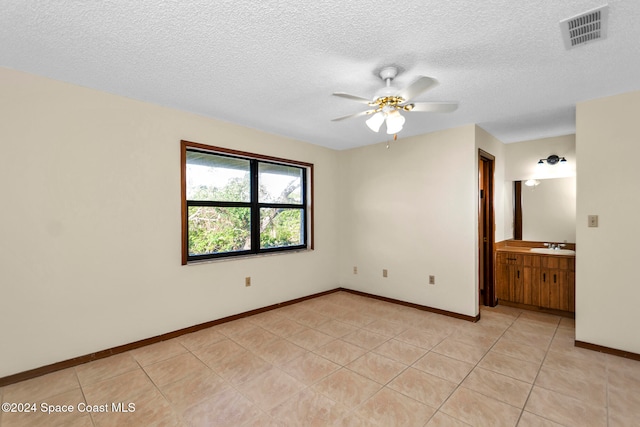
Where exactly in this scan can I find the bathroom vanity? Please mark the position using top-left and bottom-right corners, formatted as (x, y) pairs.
(495, 240), (575, 316)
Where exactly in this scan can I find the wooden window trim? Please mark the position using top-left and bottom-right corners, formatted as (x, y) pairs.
(181, 140), (314, 264)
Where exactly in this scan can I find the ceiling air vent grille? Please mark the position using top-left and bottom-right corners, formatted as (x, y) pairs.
(560, 5), (609, 49)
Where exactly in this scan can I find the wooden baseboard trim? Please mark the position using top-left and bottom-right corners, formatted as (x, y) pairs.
(497, 300), (575, 319)
(339, 288), (480, 323)
(575, 340), (640, 361)
(0, 288), (340, 387)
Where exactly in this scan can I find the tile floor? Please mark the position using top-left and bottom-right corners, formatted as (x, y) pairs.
(1, 291), (639, 426)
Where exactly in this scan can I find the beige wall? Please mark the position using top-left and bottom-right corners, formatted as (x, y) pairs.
(0, 68), (340, 377)
(337, 125), (504, 317)
(576, 90), (640, 354)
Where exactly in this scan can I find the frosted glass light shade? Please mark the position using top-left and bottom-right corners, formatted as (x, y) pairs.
(385, 110), (405, 134)
(366, 112), (385, 132)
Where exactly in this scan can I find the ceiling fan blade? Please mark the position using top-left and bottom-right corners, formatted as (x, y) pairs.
(395, 76), (438, 102)
(332, 92), (373, 104)
(407, 102), (458, 113)
(331, 110), (375, 121)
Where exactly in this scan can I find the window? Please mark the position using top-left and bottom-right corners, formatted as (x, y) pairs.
(181, 140), (313, 264)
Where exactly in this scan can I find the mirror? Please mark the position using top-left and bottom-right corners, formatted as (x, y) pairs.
(514, 176), (576, 243)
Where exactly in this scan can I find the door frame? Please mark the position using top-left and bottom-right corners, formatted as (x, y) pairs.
(478, 149), (496, 307)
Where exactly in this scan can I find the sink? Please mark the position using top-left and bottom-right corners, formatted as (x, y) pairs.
(530, 248), (576, 255)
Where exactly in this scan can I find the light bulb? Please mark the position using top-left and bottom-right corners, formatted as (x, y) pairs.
(365, 112), (385, 132)
(385, 110), (405, 135)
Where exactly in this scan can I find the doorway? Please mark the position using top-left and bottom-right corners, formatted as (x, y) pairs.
(478, 150), (496, 307)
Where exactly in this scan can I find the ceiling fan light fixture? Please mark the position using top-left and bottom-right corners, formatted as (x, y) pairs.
(365, 111), (385, 132)
(385, 110), (405, 135)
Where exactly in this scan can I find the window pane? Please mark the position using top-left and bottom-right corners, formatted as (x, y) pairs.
(186, 151), (250, 202)
(258, 163), (303, 203)
(260, 208), (304, 249)
(188, 206), (251, 255)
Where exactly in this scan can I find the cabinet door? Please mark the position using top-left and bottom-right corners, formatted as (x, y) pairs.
(495, 254), (511, 302)
(521, 266), (535, 305)
(540, 268), (551, 308)
(547, 269), (569, 311)
(512, 265), (531, 304)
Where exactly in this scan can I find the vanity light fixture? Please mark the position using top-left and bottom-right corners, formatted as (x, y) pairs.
(524, 179), (540, 187)
(538, 154), (567, 165)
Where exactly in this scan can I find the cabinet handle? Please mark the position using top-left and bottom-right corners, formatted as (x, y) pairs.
(543, 273), (546, 282)
(554, 274), (557, 284)
(517, 270), (520, 279)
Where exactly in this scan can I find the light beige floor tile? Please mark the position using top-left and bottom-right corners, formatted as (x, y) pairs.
(214, 350), (271, 386)
(448, 326), (499, 349)
(181, 387), (261, 427)
(289, 310), (331, 328)
(502, 328), (553, 350)
(535, 365), (606, 406)
(287, 328), (334, 351)
(177, 327), (225, 350)
(143, 352), (211, 387)
(245, 310), (285, 327)
(1, 388), (87, 427)
(413, 351), (474, 384)
(425, 411), (472, 427)
(492, 337), (547, 364)
(251, 338), (306, 366)
(130, 339), (187, 367)
(354, 387), (436, 427)
(269, 388), (349, 426)
(542, 350), (606, 381)
(191, 338), (245, 368)
(261, 318), (307, 338)
(524, 386), (607, 427)
(341, 329), (388, 350)
(517, 411), (565, 426)
(82, 368), (155, 406)
(432, 337), (488, 365)
(75, 353), (139, 387)
(313, 319), (359, 338)
(372, 338), (427, 365)
(231, 326), (279, 349)
(2, 368), (79, 402)
(312, 368), (382, 409)
(395, 328), (445, 350)
(607, 353), (640, 382)
(388, 367), (457, 407)
(313, 339), (367, 366)
(346, 352), (406, 385)
(362, 319), (408, 337)
(517, 311), (561, 327)
(441, 387), (521, 427)
(462, 367), (532, 408)
(243, 411), (286, 427)
(159, 371), (229, 411)
(334, 310), (376, 328)
(92, 388), (181, 427)
(213, 317), (256, 337)
(478, 350), (540, 383)
(280, 352), (340, 385)
(237, 366), (305, 410)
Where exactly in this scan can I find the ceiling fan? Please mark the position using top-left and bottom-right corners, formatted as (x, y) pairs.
(331, 66), (458, 135)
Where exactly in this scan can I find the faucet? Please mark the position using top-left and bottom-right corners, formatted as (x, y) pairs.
(544, 243), (566, 250)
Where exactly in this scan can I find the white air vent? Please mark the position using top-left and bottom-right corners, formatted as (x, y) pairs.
(560, 5), (609, 49)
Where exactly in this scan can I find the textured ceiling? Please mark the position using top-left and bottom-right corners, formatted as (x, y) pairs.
(2, 1), (640, 150)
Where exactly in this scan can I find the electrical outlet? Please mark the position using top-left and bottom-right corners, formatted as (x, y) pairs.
(245, 277), (251, 287)
(429, 275), (435, 285)
(383, 269), (388, 278)
(353, 266), (358, 274)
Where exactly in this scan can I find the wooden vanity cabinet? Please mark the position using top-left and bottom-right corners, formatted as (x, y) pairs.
(495, 251), (575, 314)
